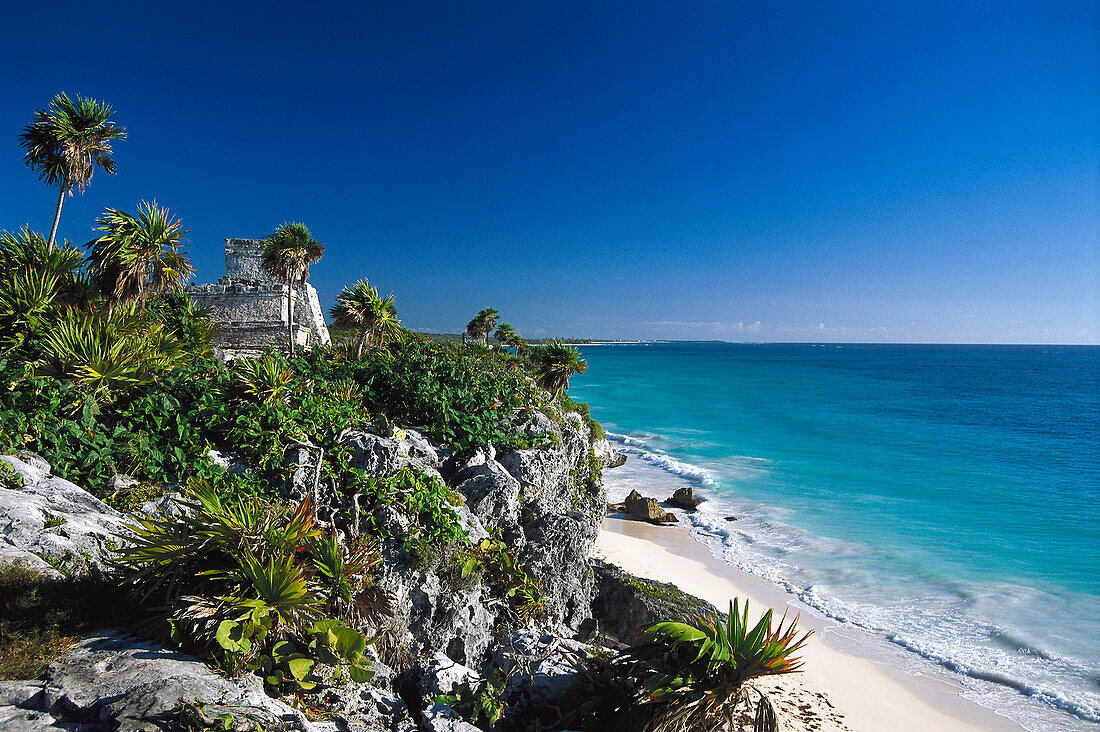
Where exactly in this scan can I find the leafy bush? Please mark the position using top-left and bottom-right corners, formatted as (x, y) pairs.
(435, 670), (509, 729)
(114, 480), (388, 692)
(458, 537), (545, 620)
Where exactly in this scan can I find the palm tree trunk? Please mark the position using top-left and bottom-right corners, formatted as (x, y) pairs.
(47, 186), (66, 250)
(355, 330), (367, 359)
(286, 282), (295, 354)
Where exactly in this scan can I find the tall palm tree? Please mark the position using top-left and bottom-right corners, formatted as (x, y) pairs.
(86, 202), (194, 313)
(330, 279), (401, 358)
(533, 340), (588, 397)
(18, 93), (127, 249)
(465, 307), (499, 345)
(262, 222), (324, 353)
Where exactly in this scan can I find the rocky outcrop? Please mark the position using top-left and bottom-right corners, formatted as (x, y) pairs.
(0, 455), (128, 576)
(338, 429), (447, 484)
(666, 485), (703, 511)
(620, 489), (678, 524)
(484, 631), (593, 725)
(0, 629), (309, 731)
(0, 394), (624, 731)
(593, 437), (626, 468)
(590, 560), (718, 645)
(454, 461), (523, 545)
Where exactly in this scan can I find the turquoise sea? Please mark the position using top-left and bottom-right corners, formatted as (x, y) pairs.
(569, 343), (1099, 731)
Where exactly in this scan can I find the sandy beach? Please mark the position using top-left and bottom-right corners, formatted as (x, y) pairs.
(594, 515), (1023, 732)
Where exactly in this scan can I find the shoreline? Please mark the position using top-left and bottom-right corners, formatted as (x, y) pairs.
(593, 514), (1023, 732)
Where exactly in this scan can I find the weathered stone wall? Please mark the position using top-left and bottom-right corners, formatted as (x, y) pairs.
(184, 238), (330, 357)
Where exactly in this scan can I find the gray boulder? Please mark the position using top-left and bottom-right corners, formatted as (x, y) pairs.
(592, 437), (626, 468)
(0, 455), (128, 575)
(453, 460), (522, 542)
(520, 512), (597, 635)
(498, 449), (571, 516)
(485, 631), (592, 723)
(590, 559), (718, 644)
(338, 430), (444, 484)
(421, 703), (482, 732)
(0, 629), (309, 731)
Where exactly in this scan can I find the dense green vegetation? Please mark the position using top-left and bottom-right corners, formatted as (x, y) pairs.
(3, 92), (690, 720)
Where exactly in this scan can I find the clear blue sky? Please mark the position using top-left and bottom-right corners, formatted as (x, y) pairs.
(2, 1), (1096, 343)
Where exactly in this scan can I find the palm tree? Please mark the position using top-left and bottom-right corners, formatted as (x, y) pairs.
(18, 93), (127, 249)
(86, 202), (194, 313)
(330, 279), (401, 358)
(494, 322), (523, 352)
(533, 340), (588, 397)
(262, 222), (324, 353)
(465, 307), (499, 345)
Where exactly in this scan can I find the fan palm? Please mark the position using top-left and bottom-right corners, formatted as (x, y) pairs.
(330, 279), (401, 358)
(465, 307), (499, 345)
(262, 222), (324, 353)
(533, 340), (588, 396)
(494, 322), (523, 352)
(86, 202), (194, 313)
(18, 92), (127, 248)
(0, 227), (88, 310)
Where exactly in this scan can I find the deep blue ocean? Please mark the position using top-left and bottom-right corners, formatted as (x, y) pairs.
(568, 342), (1099, 731)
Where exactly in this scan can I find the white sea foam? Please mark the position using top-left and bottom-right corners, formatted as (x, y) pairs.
(602, 433), (1100, 731)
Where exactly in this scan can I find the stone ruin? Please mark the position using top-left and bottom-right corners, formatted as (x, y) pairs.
(184, 238), (330, 359)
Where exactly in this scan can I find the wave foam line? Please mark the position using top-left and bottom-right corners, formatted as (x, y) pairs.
(607, 432), (714, 484)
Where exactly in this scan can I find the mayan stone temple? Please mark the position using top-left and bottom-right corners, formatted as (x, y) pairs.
(185, 238), (330, 358)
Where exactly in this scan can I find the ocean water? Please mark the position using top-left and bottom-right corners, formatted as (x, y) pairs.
(568, 343), (1100, 731)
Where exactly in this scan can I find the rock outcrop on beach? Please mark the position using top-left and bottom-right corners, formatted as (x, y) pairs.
(590, 560), (718, 644)
(666, 485), (703, 511)
(619, 489), (678, 524)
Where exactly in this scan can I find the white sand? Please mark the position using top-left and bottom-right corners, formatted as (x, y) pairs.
(594, 516), (1021, 732)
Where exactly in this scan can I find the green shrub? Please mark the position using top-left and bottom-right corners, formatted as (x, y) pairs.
(114, 480), (387, 692)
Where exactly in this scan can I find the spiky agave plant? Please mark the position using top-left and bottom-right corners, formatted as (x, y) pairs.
(621, 598), (812, 732)
(533, 340), (588, 397)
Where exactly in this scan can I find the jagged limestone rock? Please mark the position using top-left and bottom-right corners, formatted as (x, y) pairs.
(0, 455), (128, 575)
(592, 437), (627, 468)
(484, 631), (593, 725)
(338, 430), (444, 484)
(520, 512), (598, 635)
(0, 629), (309, 731)
(454, 460), (522, 544)
(590, 559), (718, 645)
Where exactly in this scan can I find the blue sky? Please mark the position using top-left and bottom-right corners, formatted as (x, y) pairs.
(1, 1), (1096, 343)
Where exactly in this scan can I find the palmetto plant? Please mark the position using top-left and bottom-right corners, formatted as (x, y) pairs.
(465, 307), (499, 345)
(532, 340), (588, 397)
(262, 222), (324, 353)
(619, 599), (812, 732)
(86, 202), (194, 313)
(114, 479), (390, 686)
(330, 279), (401, 358)
(234, 354), (296, 405)
(36, 308), (187, 400)
(0, 227), (90, 310)
(18, 92), (127, 248)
